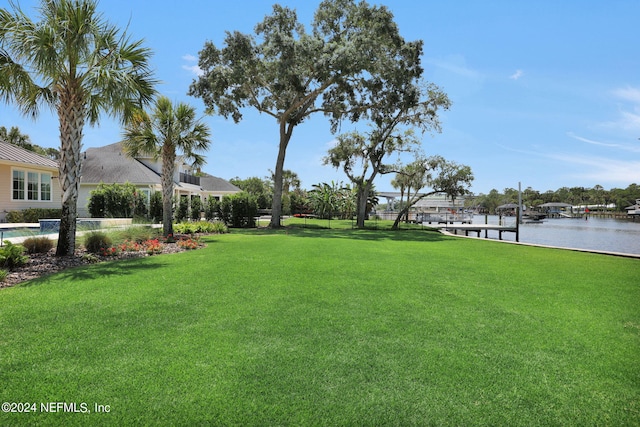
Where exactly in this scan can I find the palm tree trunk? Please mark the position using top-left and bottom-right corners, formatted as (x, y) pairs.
(162, 146), (176, 237)
(55, 97), (85, 256)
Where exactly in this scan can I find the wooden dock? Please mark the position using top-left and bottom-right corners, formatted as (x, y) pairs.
(431, 223), (519, 241)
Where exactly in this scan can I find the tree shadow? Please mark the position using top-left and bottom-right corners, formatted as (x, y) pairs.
(18, 256), (169, 288)
(269, 225), (451, 243)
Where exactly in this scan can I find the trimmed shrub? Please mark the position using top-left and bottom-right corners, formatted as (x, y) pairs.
(0, 241), (28, 269)
(218, 192), (258, 228)
(176, 196), (189, 223)
(5, 211), (24, 223)
(190, 197), (203, 221)
(149, 191), (163, 223)
(88, 182), (146, 218)
(22, 236), (54, 254)
(204, 197), (219, 221)
(174, 220), (228, 234)
(84, 231), (112, 254)
(5, 208), (62, 223)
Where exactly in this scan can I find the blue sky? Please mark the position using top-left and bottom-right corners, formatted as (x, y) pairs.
(2, 0), (639, 194)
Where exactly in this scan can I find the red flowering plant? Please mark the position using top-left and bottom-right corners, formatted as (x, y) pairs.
(144, 239), (164, 255)
(177, 237), (200, 250)
(119, 240), (142, 252)
(100, 246), (119, 257)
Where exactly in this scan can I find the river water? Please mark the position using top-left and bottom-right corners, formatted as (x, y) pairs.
(475, 215), (640, 255)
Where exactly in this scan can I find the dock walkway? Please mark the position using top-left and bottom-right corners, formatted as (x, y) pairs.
(429, 223), (518, 241)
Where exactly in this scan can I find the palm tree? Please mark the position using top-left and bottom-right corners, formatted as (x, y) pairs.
(122, 96), (211, 237)
(0, 0), (156, 256)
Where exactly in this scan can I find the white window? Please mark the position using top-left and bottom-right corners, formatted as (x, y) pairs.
(28, 172), (39, 200)
(12, 168), (53, 201)
(12, 170), (25, 200)
(41, 174), (52, 201)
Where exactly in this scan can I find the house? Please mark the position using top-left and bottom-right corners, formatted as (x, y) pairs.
(1, 140), (240, 221)
(78, 142), (240, 216)
(625, 199), (640, 217)
(0, 140), (61, 222)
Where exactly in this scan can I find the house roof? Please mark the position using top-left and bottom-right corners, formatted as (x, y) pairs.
(81, 142), (161, 185)
(0, 140), (58, 169)
(200, 174), (241, 192)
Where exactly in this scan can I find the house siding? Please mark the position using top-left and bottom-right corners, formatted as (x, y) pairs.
(0, 163), (61, 222)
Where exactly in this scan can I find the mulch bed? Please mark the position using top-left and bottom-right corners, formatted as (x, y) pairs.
(1, 237), (202, 289)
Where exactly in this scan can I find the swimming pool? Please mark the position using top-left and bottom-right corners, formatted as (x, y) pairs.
(0, 227), (46, 240)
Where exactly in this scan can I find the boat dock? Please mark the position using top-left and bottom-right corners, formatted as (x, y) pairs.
(430, 223), (519, 241)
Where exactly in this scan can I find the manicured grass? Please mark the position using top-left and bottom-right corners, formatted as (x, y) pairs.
(1, 225), (638, 425)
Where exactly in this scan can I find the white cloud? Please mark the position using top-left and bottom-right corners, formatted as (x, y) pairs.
(566, 132), (640, 152)
(612, 86), (640, 103)
(599, 85), (640, 132)
(426, 55), (482, 80)
(509, 69), (524, 80)
(182, 54), (203, 76)
(549, 153), (640, 183)
(182, 64), (203, 76)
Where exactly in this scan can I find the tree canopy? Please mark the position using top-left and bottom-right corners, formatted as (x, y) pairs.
(189, 0), (425, 228)
(122, 96), (211, 237)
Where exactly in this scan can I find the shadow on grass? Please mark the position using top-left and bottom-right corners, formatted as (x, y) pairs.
(19, 256), (168, 288)
(236, 223), (450, 243)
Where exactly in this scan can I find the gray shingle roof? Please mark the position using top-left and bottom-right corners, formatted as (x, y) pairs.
(81, 142), (161, 184)
(0, 140), (58, 169)
(200, 174), (241, 192)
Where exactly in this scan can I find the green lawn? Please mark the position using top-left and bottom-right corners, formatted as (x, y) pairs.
(1, 224), (638, 426)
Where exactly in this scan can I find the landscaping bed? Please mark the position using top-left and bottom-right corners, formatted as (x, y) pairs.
(1, 234), (204, 288)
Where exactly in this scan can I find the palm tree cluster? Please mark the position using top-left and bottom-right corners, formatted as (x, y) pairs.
(1, 0), (211, 251)
(0, 0), (157, 255)
(307, 181), (378, 220)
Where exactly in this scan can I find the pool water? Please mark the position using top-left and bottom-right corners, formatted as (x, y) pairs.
(0, 228), (47, 239)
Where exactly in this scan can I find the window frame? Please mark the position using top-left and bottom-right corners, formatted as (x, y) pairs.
(11, 167), (54, 202)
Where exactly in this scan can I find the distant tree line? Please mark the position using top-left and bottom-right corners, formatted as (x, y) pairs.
(469, 184), (640, 214)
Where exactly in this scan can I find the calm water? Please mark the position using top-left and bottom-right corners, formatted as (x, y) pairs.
(0, 228), (43, 239)
(476, 215), (640, 255)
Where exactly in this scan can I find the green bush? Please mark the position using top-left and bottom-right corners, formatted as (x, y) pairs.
(219, 192), (258, 228)
(174, 220), (228, 235)
(84, 232), (112, 254)
(176, 196), (189, 223)
(113, 226), (159, 244)
(5, 211), (24, 223)
(22, 236), (54, 254)
(0, 269), (7, 282)
(210, 220), (228, 234)
(5, 208), (62, 223)
(0, 241), (28, 269)
(88, 182), (147, 218)
(149, 191), (163, 223)
(204, 197), (219, 221)
(190, 197), (203, 221)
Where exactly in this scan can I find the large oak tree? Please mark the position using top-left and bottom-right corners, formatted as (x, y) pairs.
(189, 0), (423, 228)
(325, 82), (451, 227)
